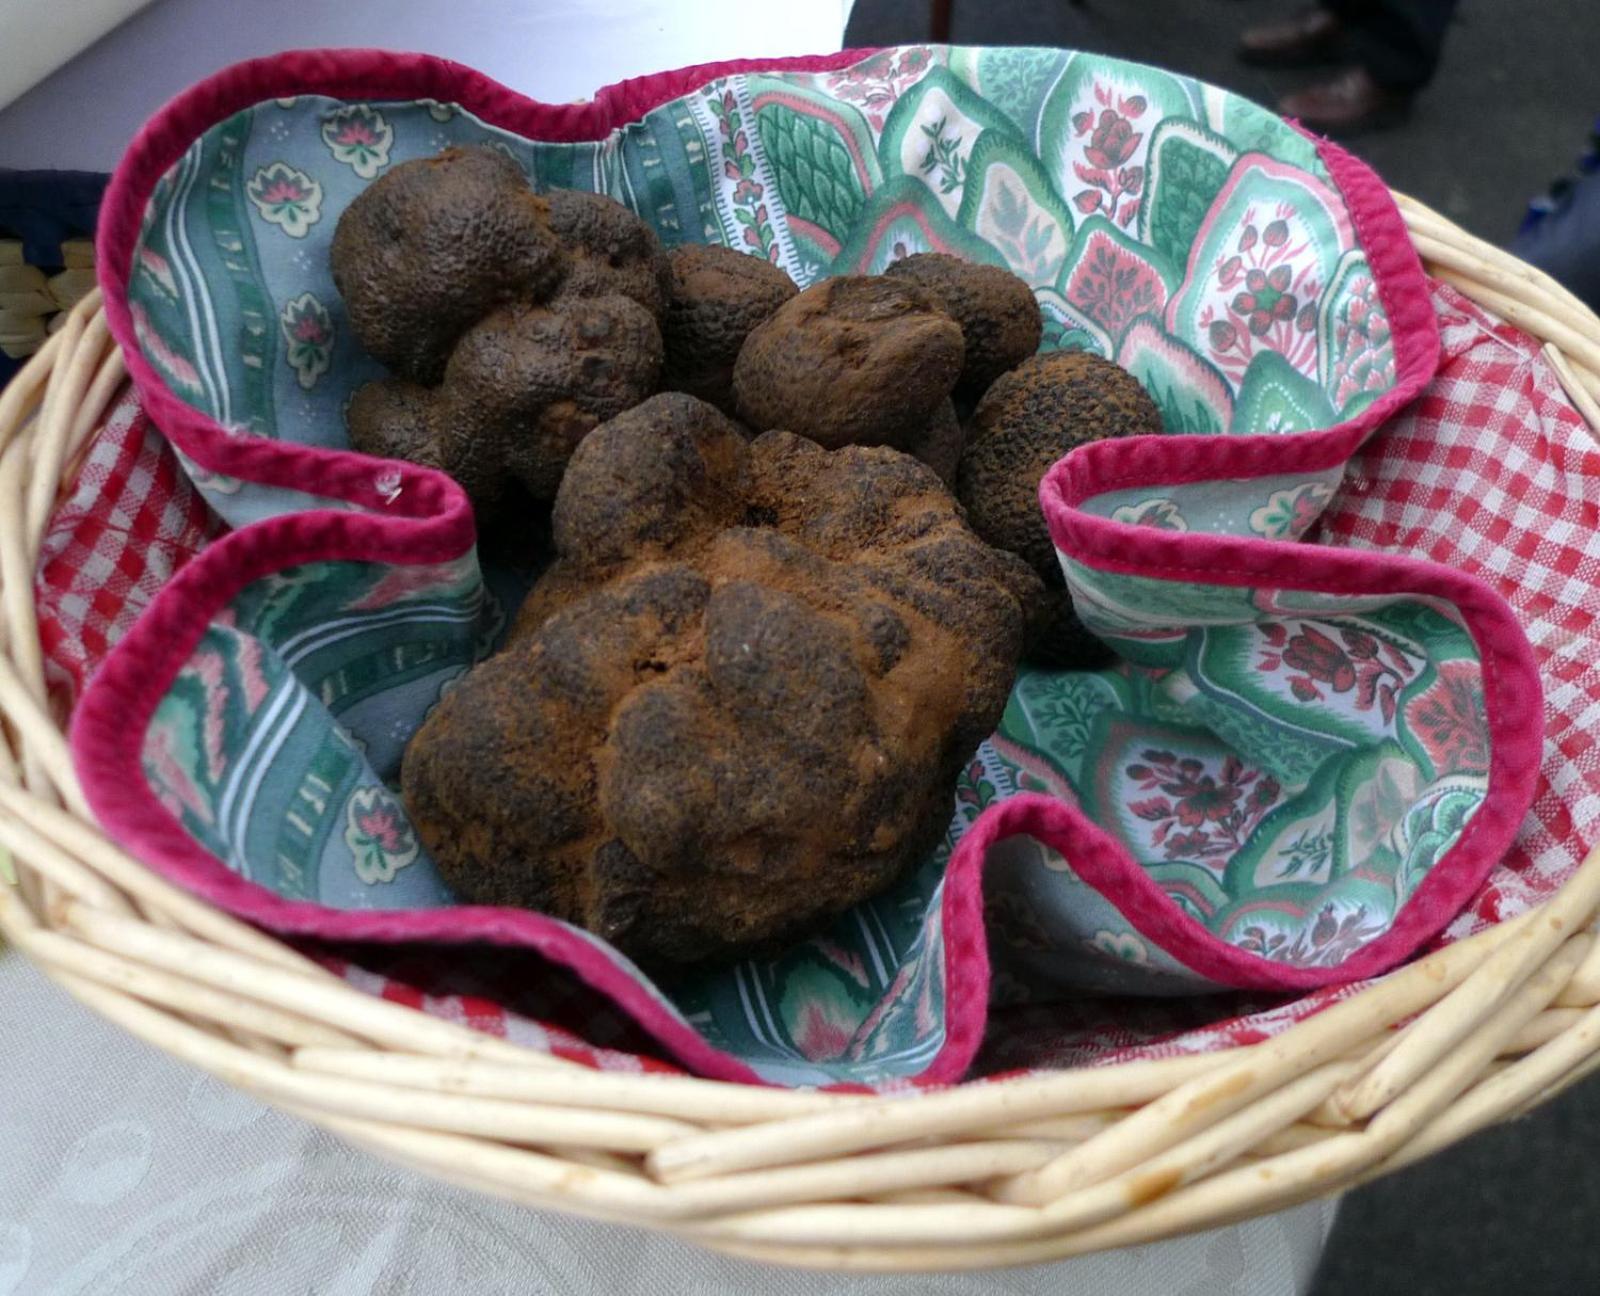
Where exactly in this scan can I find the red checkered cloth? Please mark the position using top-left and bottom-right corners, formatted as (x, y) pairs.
(35, 395), (225, 709)
(30, 280), (1600, 1081)
(984, 281), (1600, 1073)
(34, 393), (671, 1076)
(1327, 284), (1600, 943)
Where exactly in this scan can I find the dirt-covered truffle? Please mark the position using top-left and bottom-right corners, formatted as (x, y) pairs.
(330, 147), (568, 385)
(546, 188), (671, 317)
(348, 294), (662, 509)
(404, 392), (1041, 968)
(956, 350), (1162, 668)
(886, 253), (1043, 402)
(660, 244), (797, 414)
(732, 276), (965, 462)
(334, 148), (672, 510)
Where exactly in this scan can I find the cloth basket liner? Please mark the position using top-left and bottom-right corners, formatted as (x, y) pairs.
(70, 45), (1545, 1086)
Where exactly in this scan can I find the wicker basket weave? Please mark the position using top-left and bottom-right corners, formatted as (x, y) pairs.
(2, 193), (1599, 1272)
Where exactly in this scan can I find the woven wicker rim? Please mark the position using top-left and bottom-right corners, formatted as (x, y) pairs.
(2, 194), (1599, 1272)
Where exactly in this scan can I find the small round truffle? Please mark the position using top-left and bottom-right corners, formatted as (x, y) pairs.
(406, 392), (1041, 968)
(546, 188), (671, 317)
(447, 294), (662, 501)
(886, 253), (1043, 402)
(661, 244), (798, 414)
(346, 379), (447, 472)
(346, 293), (662, 512)
(330, 147), (567, 384)
(733, 275), (964, 452)
(956, 350), (1162, 667)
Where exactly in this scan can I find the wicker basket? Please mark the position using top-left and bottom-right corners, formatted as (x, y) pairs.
(2, 193), (1599, 1272)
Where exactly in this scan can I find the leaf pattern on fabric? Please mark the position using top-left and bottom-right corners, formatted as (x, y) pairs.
(245, 162), (322, 237)
(116, 46), (1486, 1088)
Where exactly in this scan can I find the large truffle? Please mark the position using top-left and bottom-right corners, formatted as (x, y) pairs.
(661, 244), (797, 414)
(404, 392), (1041, 968)
(733, 276), (965, 460)
(956, 350), (1162, 668)
(886, 253), (1043, 403)
(334, 148), (670, 509)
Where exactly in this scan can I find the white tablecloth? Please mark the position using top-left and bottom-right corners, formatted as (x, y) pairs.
(0, 950), (1336, 1294)
(0, 0), (858, 172)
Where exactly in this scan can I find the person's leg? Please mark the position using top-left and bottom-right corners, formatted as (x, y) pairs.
(1278, 0), (1459, 135)
(1344, 0), (1459, 91)
(1238, 4), (1347, 68)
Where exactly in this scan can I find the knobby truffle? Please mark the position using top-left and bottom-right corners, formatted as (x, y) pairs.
(334, 147), (669, 510)
(330, 147), (567, 386)
(403, 392), (1042, 968)
(885, 253), (1043, 402)
(660, 243), (798, 414)
(732, 275), (967, 476)
(956, 350), (1162, 668)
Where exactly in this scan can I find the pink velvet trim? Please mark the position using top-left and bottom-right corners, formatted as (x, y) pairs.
(73, 51), (1540, 1085)
(94, 46), (874, 494)
(1012, 131), (1540, 991)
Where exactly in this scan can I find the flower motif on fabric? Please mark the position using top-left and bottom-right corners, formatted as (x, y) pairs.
(1128, 750), (1280, 860)
(1069, 85), (1147, 227)
(1089, 930), (1149, 965)
(1248, 482), (1333, 539)
(345, 785), (420, 884)
(1111, 498), (1188, 531)
(246, 162), (323, 238)
(708, 88), (779, 264)
(953, 755), (998, 827)
(1329, 271), (1395, 409)
(320, 105), (393, 179)
(1405, 658), (1491, 776)
(1271, 828), (1336, 880)
(279, 292), (334, 390)
(1242, 903), (1388, 966)
(983, 175), (1066, 286)
(825, 47), (935, 132)
(1258, 621), (1413, 721)
(1199, 205), (1320, 381)
(1063, 228), (1167, 339)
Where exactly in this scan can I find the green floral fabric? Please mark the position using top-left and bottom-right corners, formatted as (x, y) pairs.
(123, 47), (1492, 1086)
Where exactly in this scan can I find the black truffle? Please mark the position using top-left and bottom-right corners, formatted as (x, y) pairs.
(886, 253), (1043, 402)
(956, 350), (1162, 667)
(404, 393), (1041, 967)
